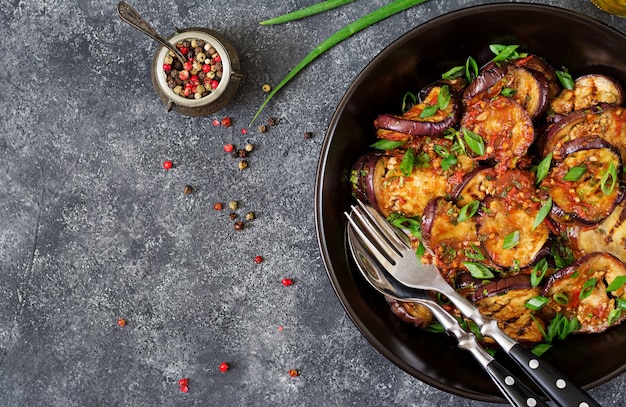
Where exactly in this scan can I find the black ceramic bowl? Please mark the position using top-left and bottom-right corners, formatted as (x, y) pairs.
(315, 3), (626, 403)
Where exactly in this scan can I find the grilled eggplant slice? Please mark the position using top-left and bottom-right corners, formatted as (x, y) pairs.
(569, 202), (626, 263)
(541, 104), (626, 161)
(476, 197), (550, 269)
(374, 84), (461, 137)
(549, 74), (624, 117)
(540, 136), (624, 225)
(451, 167), (497, 207)
(518, 54), (560, 99)
(460, 95), (535, 169)
(350, 151), (384, 210)
(541, 252), (626, 333)
(463, 61), (507, 102)
(474, 277), (545, 343)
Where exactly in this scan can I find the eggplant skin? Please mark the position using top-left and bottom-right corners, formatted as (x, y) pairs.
(541, 137), (625, 226)
(374, 85), (461, 137)
(463, 61), (506, 102)
(451, 167), (497, 207)
(385, 297), (433, 328)
(350, 151), (384, 210)
(518, 54), (560, 99)
(541, 252), (626, 333)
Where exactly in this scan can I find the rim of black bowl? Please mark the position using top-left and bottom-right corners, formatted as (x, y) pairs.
(315, 2), (626, 402)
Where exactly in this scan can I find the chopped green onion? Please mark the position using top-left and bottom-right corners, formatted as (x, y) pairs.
(457, 200), (480, 223)
(402, 92), (417, 112)
(419, 104), (439, 119)
(608, 309), (622, 326)
(437, 85), (450, 110)
(532, 197), (552, 231)
(579, 278), (597, 300)
(606, 275), (626, 292)
(465, 243), (485, 261)
(551, 242), (575, 269)
(502, 230), (520, 249)
(415, 240), (425, 258)
(465, 56), (478, 83)
(601, 161), (617, 196)
(260, 0), (357, 25)
(415, 151), (431, 168)
(370, 139), (404, 150)
(556, 70), (575, 90)
(441, 65), (464, 80)
(530, 258), (549, 287)
(531, 343), (552, 357)
(564, 166), (587, 181)
(387, 213), (421, 239)
(554, 293), (569, 305)
(425, 322), (445, 333)
(463, 261), (495, 279)
(616, 298), (626, 310)
(526, 295), (550, 311)
(399, 148), (416, 177)
(490, 44), (520, 62)
(500, 87), (517, 97)
(251, 0), (432, 125)
(462, 128), (485, 156)
(536, 152), (553, 184)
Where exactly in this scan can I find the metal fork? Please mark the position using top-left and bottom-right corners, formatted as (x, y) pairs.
(347, 224), (548, 407)
(345, 200), (600, 407)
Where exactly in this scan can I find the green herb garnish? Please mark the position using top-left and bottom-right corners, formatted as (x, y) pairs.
(490, 44), (525, 62)
(564, 166), (587, 182)
(500, 87), (517, 97)
(462, 128), (485, 156)
(530, 258), (549, 287)
(251, 0), (431, 125)
(463, 261), (495, 279)
(526, 295), (550, 311)
(536, 152), (553, 184)
(502, 230), (520, 249)
(465, 243), (486, 261)
(260, 0), (357, 25)
(601, 161), (618, 196)
(532, 197), (552, 231)
(457, 200), (480, 223)
(370, 139), (404, 150)
(579, 278), (597, 300)
(402, 92), (417, 113)
(399, 148), (415, 177)
(606, 275), (626, 292)
(441, 65), (464, 81)
(465, 56), (478, 83)
(556, 70), (575, 90)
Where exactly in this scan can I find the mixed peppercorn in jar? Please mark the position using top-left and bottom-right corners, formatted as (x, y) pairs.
(163, 38), (224, 100)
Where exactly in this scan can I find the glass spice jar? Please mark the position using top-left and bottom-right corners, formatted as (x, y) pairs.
(151, 27), (242, 117)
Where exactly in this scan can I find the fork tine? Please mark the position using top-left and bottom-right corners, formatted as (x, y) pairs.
(354, 200), (412, 253)
(344, 211), (397, 271)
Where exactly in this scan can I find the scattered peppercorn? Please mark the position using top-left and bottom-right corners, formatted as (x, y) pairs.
(213, 202), (223, 211)
(228, 201), (238, 210)
(289, 369), (299, 378)
(258, 124), (267, 133)
(213, 119), (221, 126)
(219, 362), (229, 373)
(303, 132), (313, 139)
(254, 255), (263, 264)
(267, 117), (278, 126)
(178, 377), (189, 393)
(223, 144), (234, 153)
(277, 325), (284, 332)
(240, 128), (248, 135)
(221, 117), (232, 127)
(237, 149), (248, 159)
(238, 161), (248, 170)
(117, 318), (126, 327)
(229, 213), (237, 220)
(183, 185), (194, 195)
(244, 143), (254, 152)
(163, 160), (173, 170)
(261, 83), (272, 92)
(245, 211), (256, 221)
(234, 221), (244, 231)
(281, 278), (294, 287)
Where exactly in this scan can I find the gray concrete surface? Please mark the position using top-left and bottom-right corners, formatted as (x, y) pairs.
(1, 0), (624, 406)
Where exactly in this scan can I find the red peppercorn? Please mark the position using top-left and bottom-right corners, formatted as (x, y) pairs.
(190, 75), (200, 85)
(117, 318), (126, 327)
(178, 378), (188, 387)
(223, 144), (234, 153)
(281, 278), (294, 287)
(240, 128), (248, 135)
(221, 117), (232, 127)
(183, 60), (193, 71)
(163, 63), (172, 71)
(289, 369), (299, 378)
(201, 64), (211, 73)
(213, 55), (222, 63)
(254, 255), (263, 264)
(213, 202), (223, 211)
(179, 46), (189, 55)
(213, 119), (220, 127)
(219, 362), (229, 373)
(277, 325), (284, 332)
(163, 160), (173, 170)
(210, 79), (219, 89)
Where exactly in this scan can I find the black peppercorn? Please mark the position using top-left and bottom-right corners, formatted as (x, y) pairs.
(267, 117), (277, 126)
(234, 221), (244, 231)
(183, 185), (193, 195)
(304, 132), (313, 139)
